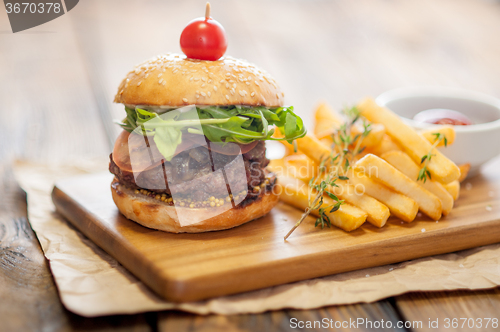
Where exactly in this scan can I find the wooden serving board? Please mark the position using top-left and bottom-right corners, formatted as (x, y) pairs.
(52, 160), (500, 303)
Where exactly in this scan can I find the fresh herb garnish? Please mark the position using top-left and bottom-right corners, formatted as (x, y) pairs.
(417, 132), (448, 183)
(115, 105), (306, 161)
(284, 106), (371, 240)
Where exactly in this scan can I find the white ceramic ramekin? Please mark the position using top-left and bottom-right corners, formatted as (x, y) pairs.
(376, 86), (500, 177)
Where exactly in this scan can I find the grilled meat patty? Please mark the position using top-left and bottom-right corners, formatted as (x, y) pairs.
(109, 141), (269, 201)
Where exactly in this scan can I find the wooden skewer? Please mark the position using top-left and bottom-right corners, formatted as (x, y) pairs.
(205, 2), (211, 19)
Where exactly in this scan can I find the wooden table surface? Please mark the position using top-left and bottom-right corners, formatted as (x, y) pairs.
(1, 0), (500, 331)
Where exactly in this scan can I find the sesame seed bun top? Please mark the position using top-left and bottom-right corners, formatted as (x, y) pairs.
(114, 53), (284, 107)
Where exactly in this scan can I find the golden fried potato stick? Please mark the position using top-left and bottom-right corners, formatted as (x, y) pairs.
(419, 126), (456, 147)
(358, 98), (460, 184)
(277, 176), (367, 231)
(267, 158), (286, 176)
(352, 123), (386, 149)
(458, 163), (471, 182)
(325, 177), (390, 228)
(291, 134), (333, 165)
(284, 155), (317, 182)
(367, 134), (403, 156)
(348, 169), (418, 222)
(443, 181), (460, 200)
(314, 102), (343, 138)
(355, 154), (443, 220)
(381, 151), (454, 215)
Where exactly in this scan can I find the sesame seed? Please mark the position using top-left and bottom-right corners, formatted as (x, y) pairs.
(159, 79), (163, 84)
(145, 73), (149, 78)
(226, 73), (231, 76)
(282, 92), (285, 97)
(207, 91), (211, 97)
(137, 81), (142, 86)
(201, 77), (206, 82)
(251, 92), (255, 97)
(246, 82), (250, 85)
(226, 83), (230, 89)
(196, 94), (200, 99)
(239, 90), (245, 96)
(233, 83), (236, 88)
(182, 98), (188, 103)
(220, 79), (224, 83)
(255, 81), (259, 86)
(201, 92), (206, 97)
(225, 95), (230, 100)
(208, 79), (212, 83)
(201, 83), (206, 87)
(276, 93), (279, 98)
(190, 77), (193, 81)
(213, 86), (218, 91)
(158, 73), (162, 78)
(162, 81), (166, 86)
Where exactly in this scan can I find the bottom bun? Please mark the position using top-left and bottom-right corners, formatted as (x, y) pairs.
(111, 178), (280, 233)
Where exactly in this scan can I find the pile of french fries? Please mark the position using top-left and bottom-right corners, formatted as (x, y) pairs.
(271, 98), (471, 232)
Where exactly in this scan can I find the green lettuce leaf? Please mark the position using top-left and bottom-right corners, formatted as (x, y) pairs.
(115, 105), (306, 161)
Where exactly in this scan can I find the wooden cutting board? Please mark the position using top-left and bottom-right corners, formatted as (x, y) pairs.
(52, 160), (500, 303)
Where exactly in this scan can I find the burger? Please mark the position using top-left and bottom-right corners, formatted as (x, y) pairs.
(109, 53), (306, 233)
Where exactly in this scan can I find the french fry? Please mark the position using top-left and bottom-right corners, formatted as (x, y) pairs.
(320, 137), (334, 148)
(277, 176), (367, 231)
(284, 155), (317, 182)
(358, 98), (460, 184)
(381, 151), (454, 215)
(267, 158), (286, 176)
(325, 177), (390, 227)
(314, 102), (343, 138)
(354, 154), (442, 220)
(348, 169), (419, 222)
(419, 126), (456, 147)
(291, 135), (333, 165)
(366, 134), (403, 156)
(353, 123), (385, 148)
(444, 181), (460, 200)
(458, 163), (471, 182)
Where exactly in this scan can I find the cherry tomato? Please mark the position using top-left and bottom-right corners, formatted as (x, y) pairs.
(413, 109), (473, 126)
(180, 17), (227, 61)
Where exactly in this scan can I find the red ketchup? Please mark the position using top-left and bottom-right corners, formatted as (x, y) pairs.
(413, 109), (473, 126)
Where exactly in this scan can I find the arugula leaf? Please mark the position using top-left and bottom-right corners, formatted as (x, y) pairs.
(115, 105), (307, 161)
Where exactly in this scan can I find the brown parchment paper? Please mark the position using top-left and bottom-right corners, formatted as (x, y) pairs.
(13, 160), (500, 317)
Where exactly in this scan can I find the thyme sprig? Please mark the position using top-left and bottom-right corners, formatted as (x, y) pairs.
(284, 106), (372, 240)
(417, 132), (448, 183)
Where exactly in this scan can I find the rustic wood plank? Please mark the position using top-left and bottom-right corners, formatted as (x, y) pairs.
(0, 166), (70, 332)
(51, 163), (500, 303)
(0, 6), (152, 331)
(0, 165), (154, 331)
(396, 289), (500, 332)
(158, 302), (407, 332)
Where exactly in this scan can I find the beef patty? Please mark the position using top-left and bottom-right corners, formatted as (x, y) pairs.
(109, 141), (270, 202)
